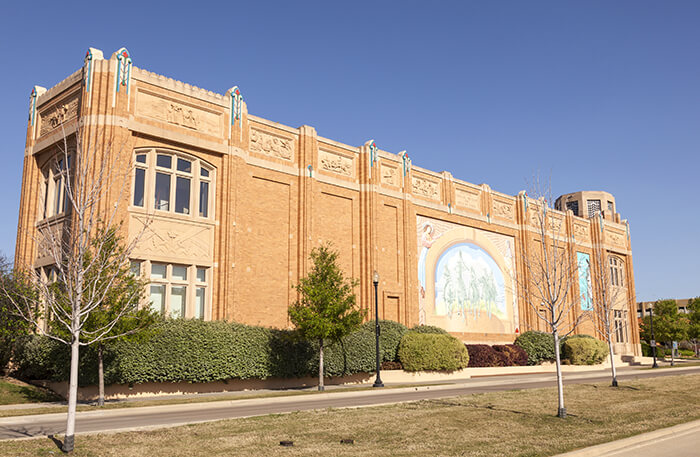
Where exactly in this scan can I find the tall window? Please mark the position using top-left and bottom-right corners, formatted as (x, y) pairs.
(614, 310), (628, 343)
(587, 199), (601, 218)
(39, 154), (71, 220)
(609, 256), (625, 287)
(131, 149), (213, 219)
(140, 260), (210, 319)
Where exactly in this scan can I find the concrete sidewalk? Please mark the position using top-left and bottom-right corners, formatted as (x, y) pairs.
(554, 419), (700, 457)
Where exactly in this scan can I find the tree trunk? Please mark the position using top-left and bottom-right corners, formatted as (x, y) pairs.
(670, 344), (674, 366)
(607, 338), (618, 387)
(97, 343), (105, 406)
(318, 338), (324, 392)
(63, 335), (80, 453)
(553, 330), (566, 418)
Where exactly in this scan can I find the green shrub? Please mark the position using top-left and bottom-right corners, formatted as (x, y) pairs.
(679, 349), (695, 357)
(408, 325), (449, 335)
(359, 320), (408, 362)
(398, 332), (469, 371)
(560, 335), (608, 365)
(514, 331), (555, 365)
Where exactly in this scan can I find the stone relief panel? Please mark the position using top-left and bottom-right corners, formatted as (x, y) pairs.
(607, 231), (626, 249)
(319, 150), (353, 177)
(381, 164), (399, 186)
(39, 95), (79, 136)
(130, 216), (213, 262)
(412, 175), (440, 200)
(455, 188), (480, 212)
(573, 223), (590, 241)
(135, 90), (222, 137)
(492, 199), (514, 221)
(249, 128), (295, 161)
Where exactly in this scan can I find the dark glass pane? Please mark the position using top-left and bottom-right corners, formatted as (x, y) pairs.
(200, 167), (210, 178)
(155, 172), (171, 210)
(175, 176), (191, 214)
(199, 181), (209, 218)
(54, 176), (62, 214)
(133, 168), (145, 207)
(156, 154), (172, 169)
(136, 154), (147, 164)
(177, 158), (192, 173)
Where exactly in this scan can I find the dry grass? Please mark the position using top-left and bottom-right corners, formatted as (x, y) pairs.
(0, 378), (61, 406)
(2, 374), (699, 457)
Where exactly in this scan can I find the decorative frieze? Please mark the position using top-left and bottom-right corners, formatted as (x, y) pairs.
(39, 95), (79, 136)
(607, 231), (626, 249)
(492, 199), (514, 221)
(135, 90), (222, 137)
(381, 164), (399, 186)
(573, 223), (589, 241)
(412, 176), (440, 200)
(132, 216), (213, 261)
(249, 128), (294, 161)
(455, 188), (480, 211)
(319, 150), (353, 177)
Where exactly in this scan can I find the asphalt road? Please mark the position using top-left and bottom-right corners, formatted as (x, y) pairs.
(1, 366), (698, 440)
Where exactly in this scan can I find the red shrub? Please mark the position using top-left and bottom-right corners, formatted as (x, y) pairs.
(465, 344), (510, 367)
(493, 344), (528, 366)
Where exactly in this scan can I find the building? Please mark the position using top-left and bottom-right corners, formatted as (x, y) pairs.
(14, 47), (642, 356)
(637, 299), (694, 320)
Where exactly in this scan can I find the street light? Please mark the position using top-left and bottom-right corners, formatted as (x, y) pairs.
(650, 306), (658, 368)
(372, 270), (384, 388)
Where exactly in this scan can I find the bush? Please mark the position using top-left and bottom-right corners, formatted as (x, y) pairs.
(493, 344), (528, 366)
(679, 349), (695, 358)
(560, 335), (608, 365)
(398, 332), (469, 371)
(408, 325), (449, 335)
(359, 320), (408, 362)
(514, 331), (555, 365)
(465, 344), (509, 367)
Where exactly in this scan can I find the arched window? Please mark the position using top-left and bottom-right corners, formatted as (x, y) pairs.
(38, 153), (71, 220)
(131, 148), (214, 219)
(609, 256), (625, 287)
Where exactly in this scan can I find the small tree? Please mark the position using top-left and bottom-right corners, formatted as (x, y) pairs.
(517, 185), (587, 418)
(640, 300), (688, 365)
(588, 246), (626, 387)
(288, 244), (363, 391)
(688, 297), (700, 357)
(0, 256), (34, 374)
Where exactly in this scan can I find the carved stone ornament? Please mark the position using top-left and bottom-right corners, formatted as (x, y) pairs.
(608, 231), (625, 248)
(412, 176), (440, 200)
(455, 188), (480, 211)
(166, 103), (198, 130)
(319, 150), (352, 177)
(493, 200), (514, 221)
(381, 164), (398, 186)
(133, 217), (213, 261)
(249, 128), (294, 161)
(135, 90), (223, 137)
(573, 223), (589, 241)
(40, 96), (79, 136)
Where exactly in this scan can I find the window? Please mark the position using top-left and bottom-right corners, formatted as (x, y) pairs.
(565, 201), (579, 216)
(609, 256), (625, 287)
(38, 153), (71, 220)
(587, 199), (601, 218)
(607, 201), (614, 213)
(131, 149), (213, 219)
(614, 310), (628, 343)
(138, 261), (210, 319)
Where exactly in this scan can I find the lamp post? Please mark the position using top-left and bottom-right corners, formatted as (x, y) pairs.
(650, 306), (658, 369)
(372, 270), (384, 388)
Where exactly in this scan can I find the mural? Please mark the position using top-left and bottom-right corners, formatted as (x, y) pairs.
(417, 215), (518, 334)
(577, 252), (593, 311)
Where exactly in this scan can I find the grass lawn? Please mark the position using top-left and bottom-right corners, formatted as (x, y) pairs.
(0, 378), (61, 405)
(2, 373), (699, 457)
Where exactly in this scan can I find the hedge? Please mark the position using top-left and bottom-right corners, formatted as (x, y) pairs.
(514, 331), (555, 365)
(465, 344), (509, 367)
(493, 344), (528, 366)
(398, 332), (469, 371)
(408, 325), (449, 335)
(560, 335), (608, 365)
(11, 319), (409, 385)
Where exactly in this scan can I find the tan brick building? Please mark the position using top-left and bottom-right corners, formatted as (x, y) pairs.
(15, 48), (641, 355)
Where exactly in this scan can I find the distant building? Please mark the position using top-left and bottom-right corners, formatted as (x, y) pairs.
(637, 299), (693, 320)
(15, 47), (642, 355)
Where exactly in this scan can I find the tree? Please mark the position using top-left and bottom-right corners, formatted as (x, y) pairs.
(2, 127), (150, 452)
(0, 256), (34, 374)
(517, 187), (587, 418)
(688, 297), (700, 357)
(640, 300), (689, 365)
(587, 246), (626, 387)
(288, 244), (363, 391)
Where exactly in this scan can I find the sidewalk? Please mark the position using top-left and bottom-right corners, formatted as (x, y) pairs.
(554, 419), (700, 457)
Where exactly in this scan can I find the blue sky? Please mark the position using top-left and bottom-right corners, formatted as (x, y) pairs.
(0, 1), (697, 301)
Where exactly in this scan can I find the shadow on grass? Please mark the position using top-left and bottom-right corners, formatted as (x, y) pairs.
(47, 434), (64, 452)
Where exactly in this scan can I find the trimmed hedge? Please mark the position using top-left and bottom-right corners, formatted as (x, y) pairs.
(465, 344), (509, 367)
(514, 331), (555, 365)
(398, 332), (469, 371)
(560, 335), (608, 365)
(359, 320), (408, 363)
(408, 325), (449, 335)
(493, 344), (528, 366)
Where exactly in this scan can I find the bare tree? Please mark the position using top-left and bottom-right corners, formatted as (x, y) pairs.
(3, 125), (150, 452)
(518, 183), (588, 418)
(587, 245), (625, 387)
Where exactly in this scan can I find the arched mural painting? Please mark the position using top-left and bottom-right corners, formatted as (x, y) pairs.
(417, 215), (519, 335)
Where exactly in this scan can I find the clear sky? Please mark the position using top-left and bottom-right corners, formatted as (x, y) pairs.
(0, 1), (698, 301)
